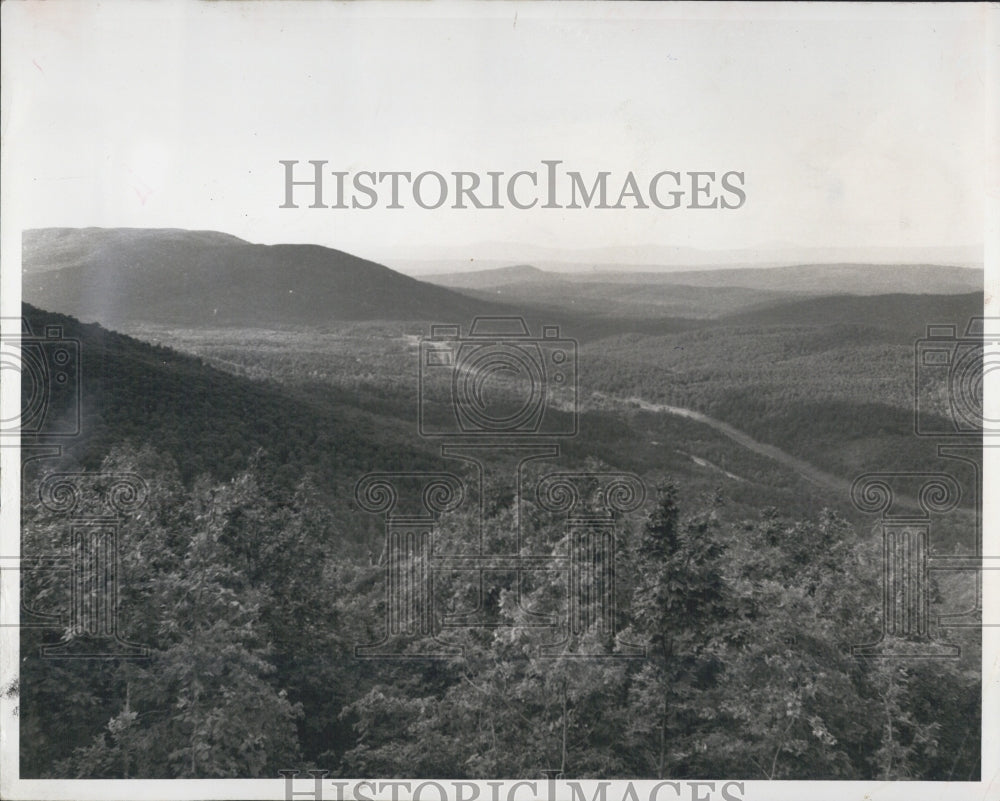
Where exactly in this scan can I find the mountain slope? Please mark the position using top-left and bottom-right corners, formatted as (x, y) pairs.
(19, 303), (437, 485)
(719, 291), (984, 339)
(23, 228), (508, 326)
(22, 228), (250, 274)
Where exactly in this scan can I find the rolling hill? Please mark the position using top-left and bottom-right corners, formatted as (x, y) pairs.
(22, 228), (509, 327)
(719, 291), (984, 340)
(428, 278), (790, 320)
(22, 227), (250, 274)
(18, 302), (439, 486)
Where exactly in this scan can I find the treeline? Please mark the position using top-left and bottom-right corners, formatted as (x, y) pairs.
(22, 304), (440, 505)
(19, 445), (980, 780)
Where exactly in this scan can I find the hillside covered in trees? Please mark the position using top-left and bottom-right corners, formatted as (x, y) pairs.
(16, 303), (981, 780)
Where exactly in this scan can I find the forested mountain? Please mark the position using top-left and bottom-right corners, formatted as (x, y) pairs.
(719, 291), (983, 339)
(23, 228), (510, 326)
(581, 290), (983, 482)
(15, 225), (985, 783)
(22, 228), (250, 274)
(26, 229), (982, 332)
(18, 303), (438, 488)
(16, 301), (981, 781)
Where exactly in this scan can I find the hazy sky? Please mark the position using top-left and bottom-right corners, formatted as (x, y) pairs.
(1, 1), (991, 262)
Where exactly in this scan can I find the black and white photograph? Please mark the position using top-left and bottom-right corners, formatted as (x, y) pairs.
(0, 3), (996, 800)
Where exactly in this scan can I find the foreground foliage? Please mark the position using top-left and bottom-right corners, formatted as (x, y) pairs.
(19, 446), (980, 780)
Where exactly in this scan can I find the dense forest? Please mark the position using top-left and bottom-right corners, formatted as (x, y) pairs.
(14, 303), (982, 780)
(19, 446), (980, 779)
(581, 320), (976, 479)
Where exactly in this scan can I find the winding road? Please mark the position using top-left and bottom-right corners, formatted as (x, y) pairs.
(592, 392), (855, 497)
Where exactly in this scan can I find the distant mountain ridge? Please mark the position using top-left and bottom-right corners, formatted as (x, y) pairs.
(22, 228), (984, 331)
(23, 228), (508, 326)
(425, 262), (983, 297)
(423, 264), (560, 289)
(384, 242), (983, 275)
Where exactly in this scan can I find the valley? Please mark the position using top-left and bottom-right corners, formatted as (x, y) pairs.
(20, 226), (985, 550)
(15, 227), (986, 781)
